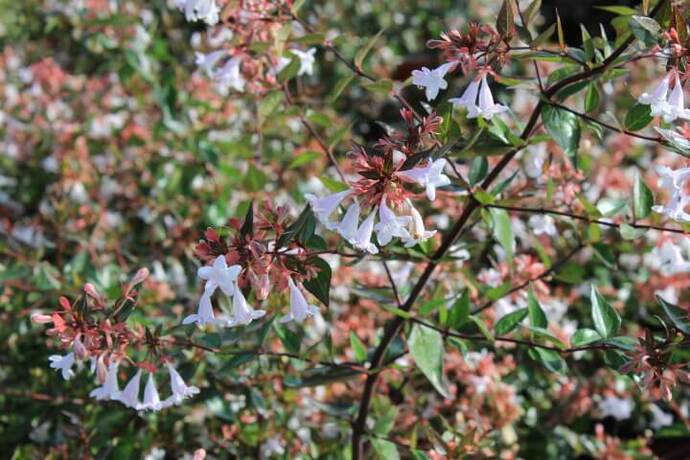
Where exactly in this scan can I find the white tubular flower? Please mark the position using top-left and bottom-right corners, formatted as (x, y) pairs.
(182, 292), (219, 326)
(336, 201), (361, 243)
(176, 0), (219, 26)
(163, 363), (200, 407)
(290, 48), (317, 76)
(280, 278), (320, 323)
(662, 74), (690, 122)
(226, 284), (266, 327)
(651, 241), (690, 276)
(115, 369), (142, 409)
(198, 255), (241, 296)
(468, 75), (508, 120)
(351, 211), (379, 254)
(639, 73), (671, 117)
(195, 50), (225, 77)
(652, 165), (690, 222)
(140, 373), (162, 412)
(305, 189), (351, 230)
(214, 56), (245, 92)
(373, 197), (411, 245)
(449, 78), (480, 113)
(529, 214), (557, 236)
(90, 361), (120, 401)
(48, 352), (75, 380)
(598, 396), (633, 421)
(411, 63), (452, 101)
(398, 158), (451, 201)
(401, 200), (436, 248)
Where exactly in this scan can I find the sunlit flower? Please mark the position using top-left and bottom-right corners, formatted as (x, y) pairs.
(449, 78), (480, 113)
(662, 74), (690, 122)
(598, 396), (633, 421)
(198, 255), (241, 296)
(305, 189), (351, 229)
(398, 158), (450, 201)
(115, 369), (142, 409)
(639, 73), (671, 117)
(649, 241), (690, 275)
(411, 63), (452, 101)
(468, 75), (508, 120)
(195, 50), (225, 76)
(214, 56), (245, 92)
(140, 373), (163, 412)
(48, 352), (75, 380)
(90, 361), (120, 401)
(351, 211), (378, 254)
(336, 201), (361, 243)
(226, 284), (266, 327)
(290, 48), (317, 76)
(163, 363), (200, 407)
(182, 292), (219, 326)
(401, 200), (436, 247)
(652, 165), (690, 222)
(374, 197), (411, 245)
(280, 278), (320, 323)
(175, 0), (220, 26)
(529, 214), (557, 236)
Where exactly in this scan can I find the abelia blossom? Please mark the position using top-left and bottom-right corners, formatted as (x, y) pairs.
(649, 241), (690, 275)
(639, 73), (671, 116)
(401, 200), (436, 247)
(183, 292), (219, 326)
(468, 75), (508, 120)
(529, 214), (557, 236)
(115, 369), (142, 409)
(290, 48), (317, 76)
(652, 165), (690, 222)
(48, 352), (75, 380)
(281, 279), (319, 323)
(639, 72), (690, 122)
(305, 189), (350, 230)
(164, 364), (200, 406)
(336, 201), (361, 243)
(226, 284), (266, 327)
(664, 74), (690, 122)
(373, 198), (411, 245)
(195, 50), (225, 76)
(198, 255), (241, 296)
(350, 211), (379, 254)
(175, 0), (220, 26)
(140, 373), (163, 412)
(411, 63), (453, 101)
(449, 78), (480, 113)
(214, 56), (245, 92)
(398, 158), (451, 201)
(598, 396), (633, 421)
(90, 361), (120, 401)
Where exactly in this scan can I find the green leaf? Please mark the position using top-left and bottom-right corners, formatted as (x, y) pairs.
(448, 291), (470, 329)
(273, 323), (301, 353)
(496, 0), (517, 38)
(633, 172), (654, 219)
(542, 104), (581, 158)
(277, 55), (300, 82)
(494, 307), (528, 336)
(330, 74), (355, 103)
(289, 151), (322, 168)
(619, 223), (646, 240)
(657, 295), (690, 334)
(625, 103), (653, 131)
(527, 285), (548, 328)
(354, 29), (385, 69)
(489, 208), (514, 265)
(349, 332), (367, 362)
(629, 15), (661, 48)
(469, 156), (488, 186)
(303, 257), (331, 306)
(243, 164), (268, 192)
(258, 90), (283, 127)
(284, 367), (360, 388)
(591, 286), (621, 339)
(529, 347), (567, 373)
(372, 405), (398, 435)
(408, 324), (449, 398)
(372, 438), (400, 460)
(570, 328), (602, 347)
(363, 79), (393, 94)
(585, 83), (600, 113)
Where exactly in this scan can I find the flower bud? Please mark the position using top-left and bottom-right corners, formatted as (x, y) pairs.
(83, 283), (105, 306)
(31, 312), (53, 324)
(130, 267), (150, 286)
(73, 336), (88, 360)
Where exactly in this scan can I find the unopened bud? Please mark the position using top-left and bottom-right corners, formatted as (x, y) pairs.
(83, 283), (105, 306)
(31, 312), (53, 324)
(73, 336), (88, 360)
(130, 267), (150, 286)
(96, 355), (107, 383)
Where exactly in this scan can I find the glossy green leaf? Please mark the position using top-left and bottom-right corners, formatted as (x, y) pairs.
(408, 324), (449, 398)
(591, 286), (621, 339)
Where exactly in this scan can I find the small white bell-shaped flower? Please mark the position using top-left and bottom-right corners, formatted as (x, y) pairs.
(183, 292), (220, 326)
(290, 48), (317, 76)
(214, 56), (245, 92)
(163, 363), (200, 407)
(198, 255), (241, 296)
(140, 373), (163, 412)
(639, 73), (671, 117)
(373, 197), (411, 245)
(305, 189), (351, 230)
(398, 158), (451, 201)
(351, 211), (379, 254)
(48, 352), (75, 380)
(226, 284), (266, 327)
(115, 369), (142, 409)
(336, 201), (361, 243)
(90, 361), (121, 401)
(468, 75), (508, 120)
(411, 63), (453, 101)
(401, 200), (436, 248)
(280, 278), (320, 323)
(449, 78), (480, 113)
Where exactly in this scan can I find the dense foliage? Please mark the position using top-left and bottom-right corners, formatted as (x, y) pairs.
(4, 0), (690, 459)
